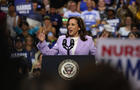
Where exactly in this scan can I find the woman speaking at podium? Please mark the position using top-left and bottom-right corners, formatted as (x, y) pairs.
(37, 17), (96, 55)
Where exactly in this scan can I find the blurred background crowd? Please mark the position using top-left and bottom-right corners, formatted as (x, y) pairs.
(0, 0), (140, 81)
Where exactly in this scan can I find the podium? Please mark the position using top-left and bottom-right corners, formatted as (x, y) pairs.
(41, 55), (95, 80)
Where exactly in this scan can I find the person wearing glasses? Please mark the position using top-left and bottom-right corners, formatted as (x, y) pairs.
(59, 17), (68, 35)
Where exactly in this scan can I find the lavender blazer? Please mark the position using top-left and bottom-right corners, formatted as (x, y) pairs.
(37, 35), (96, 55)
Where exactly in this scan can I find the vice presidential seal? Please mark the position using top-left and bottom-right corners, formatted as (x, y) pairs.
(58, 59), (79, 80)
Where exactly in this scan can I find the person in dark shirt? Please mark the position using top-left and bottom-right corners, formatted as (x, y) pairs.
(46, 6), (62, 37)
(24, 35), (37, 70)
(11, 36), (27, 58)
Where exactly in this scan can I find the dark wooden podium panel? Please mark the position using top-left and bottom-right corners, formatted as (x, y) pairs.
(41, 55), (95, 79)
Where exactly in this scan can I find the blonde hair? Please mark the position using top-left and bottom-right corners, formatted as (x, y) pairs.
(30, 51), (42, 73)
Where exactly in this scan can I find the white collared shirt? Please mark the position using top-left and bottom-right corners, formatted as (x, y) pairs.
(71, 37), (79, 55)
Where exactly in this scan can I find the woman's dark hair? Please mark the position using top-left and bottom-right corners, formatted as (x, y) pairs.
(66, 17), (87, 41)
(128, 32), (138, 38)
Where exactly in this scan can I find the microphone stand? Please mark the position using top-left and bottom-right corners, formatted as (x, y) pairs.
(62, 39), (74, 55)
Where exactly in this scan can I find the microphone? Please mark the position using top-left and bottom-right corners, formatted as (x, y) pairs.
(62, 39), (67, 46)
(69, 39), (74, 49)
(62, 39), (75, 55)
(70, 39), (74, 46)
(62, 39), (68, 50)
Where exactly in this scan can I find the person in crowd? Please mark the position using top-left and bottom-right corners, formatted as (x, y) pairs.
(7, 3), (19, 38)
(42, 0), (50, 13)
(117, 15), (133, 38)
(117, 5), (132, 25)
(94, 23), (114, 47)
(57, 3), (69, 16)
(0, 0), (8, 13)
(37, 17), (96, 55)
(64, 1), (81, 18)
(39, 15), (56, 36)
(97, 0), (108, 20)
(98, 24), (114, 38)
(130, 24), (140, 38)
(11, 36), (27, 58)
(46, 32), (57, 49)
(59, 17), (68, 35)
(24, 35), (37, 70)
(131, 24), (139, 33)
(77, 0), (97, 12)
(81, 0), (100, 36)
(106, 7), (120, 35)
(111, 1), (118, 10)
(13, 17), (40, 42)
(128, 0), (137, 18)
(128, 32), (138, 39)
(32, 0), (38, 12)
(37, 4), (46, 20)
(46, 6), (62, 37)
(116, 0), (127, 9)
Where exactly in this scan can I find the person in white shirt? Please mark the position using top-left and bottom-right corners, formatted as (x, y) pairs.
(6, 3), (19, 38)
(118, 15), (133, 38)
(81, 0), (100, 35)
(64, 1), (81, 18)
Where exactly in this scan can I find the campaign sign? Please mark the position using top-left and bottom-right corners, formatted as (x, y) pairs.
(106, 19), (120, 32)
(15, 0), (33, 16)
(96, 39), (140, 90)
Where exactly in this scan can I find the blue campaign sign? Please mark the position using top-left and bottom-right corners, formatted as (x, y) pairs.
(15, 0), (26, 4)
(14, 0), (33, 16)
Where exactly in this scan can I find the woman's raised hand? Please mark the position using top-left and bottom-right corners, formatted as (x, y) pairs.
(37, 30), (46, 42)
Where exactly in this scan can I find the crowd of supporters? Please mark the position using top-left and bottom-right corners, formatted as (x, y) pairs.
(0, 0), (140, 78)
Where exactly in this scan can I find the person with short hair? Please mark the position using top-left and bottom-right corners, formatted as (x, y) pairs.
(46, 6), (62, 37)
(81, 0), (100, 36)
(64, 1), (81, 18)
(7, 3), (19, 38)
(59, 17), (68, 35)
(39, 15), (56, 36)
(24, 35), (37, 70)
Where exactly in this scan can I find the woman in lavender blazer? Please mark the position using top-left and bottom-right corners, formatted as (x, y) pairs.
(37, 17), (96, 55)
